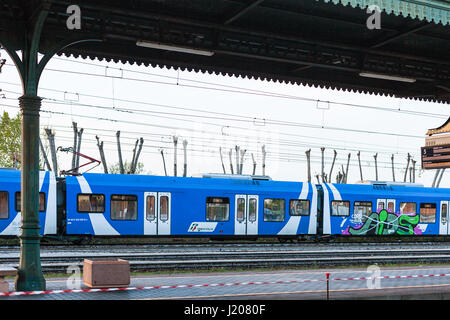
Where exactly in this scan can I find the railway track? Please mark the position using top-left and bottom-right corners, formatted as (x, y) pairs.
(2, 246), (450, 273)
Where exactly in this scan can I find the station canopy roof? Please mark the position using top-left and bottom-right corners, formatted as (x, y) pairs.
(1, 0), (449, 103)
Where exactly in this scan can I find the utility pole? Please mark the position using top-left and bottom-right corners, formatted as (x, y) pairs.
(305, 149), (311, 183)
(235, 145), (240, 175)
(130, 139), (138, 174)
(71, 122), (77, 170)
(75, 128), (83, 174)
(132, 138), (144, 174)
(357, 151), (363, 181)
(183, 139), (188, 177)
(403, 153), (411, 182)
(340, 165), (346, 184)
(160, 149), (167, 176)
(328, 150), (337, 183)
(432, 169), (441, 187)
(320, 147), (325, 183)
(173, 136), (178, 177)
(219, 147), (226, 174)
(373, 153), (378, 181)
(45, 128), (58, 176)
(315, 174), (320, 184)
(262, 145), (266, 176)
(391, 154), (396, 182)
(39, 138), (52, 171)
(239, 149), (246, 174)
(345, 153), (351, 184)
(436, 169), (446, 188)
(95, 135), (108, 174)
(251, 153), (257, 175)
(229, 149), (234, 174)
(116, 131), (124, 174)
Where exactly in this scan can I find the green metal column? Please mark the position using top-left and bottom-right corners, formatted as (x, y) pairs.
(15, 94), (46, 292)
(1, 2), (99, 291)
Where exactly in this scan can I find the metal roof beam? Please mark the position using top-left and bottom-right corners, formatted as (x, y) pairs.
(370, 23), (432, 49)
(224, 0), (264, 25)
(57, 3), (448, 68)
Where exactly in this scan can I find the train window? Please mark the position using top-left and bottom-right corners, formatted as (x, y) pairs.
(400, 202), (416, 215)
(442, 203), (448, 224)
(331, 201), (350, 217)
(420, 203), (436, 223)
(110, 195), (137, 221)
(15, 192), (46, 212)
(146, 196), (156, 221)
(77, 194), (105, 213)
(249, 198), (257, 222)
(0, 191), (8, 219)
(206, 197), (229, 222)
(159, 196), (169, 222)
(353, 201), (372, 223)
(264, 199), (285, 222)
(237, 198), (245, 222)
(387, 201), (395, 213)
(289, 200), (310, 216)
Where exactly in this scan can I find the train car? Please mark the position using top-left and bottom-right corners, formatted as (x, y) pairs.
(321, 181), (450, 236)
(1, 167), (449, 241)
(0, 169), (57, 236)
(64, 172), (317, 238)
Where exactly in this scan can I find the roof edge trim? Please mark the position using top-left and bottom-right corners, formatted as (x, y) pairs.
(320, 0), (450, 25)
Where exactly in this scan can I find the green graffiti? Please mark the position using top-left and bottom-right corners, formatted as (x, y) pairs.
(348, 209), (419, 236)
(397, 214), (420, 235)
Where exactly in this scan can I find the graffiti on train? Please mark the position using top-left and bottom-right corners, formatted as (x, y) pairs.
(342, 209), (421, 235)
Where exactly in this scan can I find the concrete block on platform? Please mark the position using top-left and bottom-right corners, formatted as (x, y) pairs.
(0, 267), (17, 293)
(83, 258), (130, 289)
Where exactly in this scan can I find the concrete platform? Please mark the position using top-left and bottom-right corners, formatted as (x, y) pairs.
(2, 266), (450, 300)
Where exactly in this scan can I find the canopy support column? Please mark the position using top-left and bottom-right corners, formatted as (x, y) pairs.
(16, 95), (45, 291)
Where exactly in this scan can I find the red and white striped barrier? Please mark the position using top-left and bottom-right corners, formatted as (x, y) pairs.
(1, 272), (449, 297)
(333, 273), (450, 281)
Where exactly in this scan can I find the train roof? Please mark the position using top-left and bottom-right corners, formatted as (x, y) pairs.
(65, 172), (306, 194)
(330, 181), (450, 199)
(1, 170), (448, 198)
(0, 169), (21, 184)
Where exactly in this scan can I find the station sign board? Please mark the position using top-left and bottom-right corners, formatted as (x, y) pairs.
(421, 143), (450, 169)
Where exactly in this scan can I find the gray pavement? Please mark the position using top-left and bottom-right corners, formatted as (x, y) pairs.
(2, 266), (450, 300)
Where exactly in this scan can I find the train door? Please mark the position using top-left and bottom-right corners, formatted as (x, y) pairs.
(440, 201), (449, 235)
(143, 192), (171, 235)
(377, 199), (396, 213)
(234, 195), (259, 235)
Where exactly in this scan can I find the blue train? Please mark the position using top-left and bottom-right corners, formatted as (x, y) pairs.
(0, 169), (449, 240)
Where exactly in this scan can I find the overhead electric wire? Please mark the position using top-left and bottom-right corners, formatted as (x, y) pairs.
(51, 132), (415, 173)
(2, 59), (448, 121)
(0, 85), (426, 149)
(1, 85), (423, 159)
(45, 57), (449, 119)
(0, 55), (430, 177)
(0, 81), (432, 142)
(1, 96), (420, 160)
(49, 122), (418, 172)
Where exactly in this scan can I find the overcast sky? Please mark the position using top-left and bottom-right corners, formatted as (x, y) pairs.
(0, 49), (448, 187)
